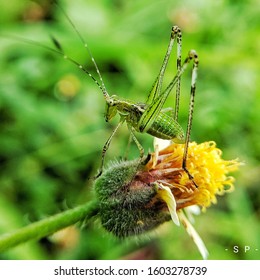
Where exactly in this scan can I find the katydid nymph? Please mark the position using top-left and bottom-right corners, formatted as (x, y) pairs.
(11, 4), (199, 186)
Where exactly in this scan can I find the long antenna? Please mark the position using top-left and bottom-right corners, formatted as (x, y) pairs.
(7, 34), (105, 95)
(53, 0), (110, 101)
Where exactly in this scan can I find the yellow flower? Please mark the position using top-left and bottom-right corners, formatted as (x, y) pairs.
(145, 139), (241, 259)
(95, 139), (241, 259)
(147, 140), (240, 211)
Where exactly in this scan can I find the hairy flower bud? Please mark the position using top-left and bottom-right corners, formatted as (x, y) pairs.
(95, 157), (172, 238)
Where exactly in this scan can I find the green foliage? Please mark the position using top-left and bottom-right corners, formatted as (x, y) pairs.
(0, 0), (259, 259)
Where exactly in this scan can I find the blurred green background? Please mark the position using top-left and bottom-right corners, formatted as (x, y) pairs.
(0, 0), (259, 260)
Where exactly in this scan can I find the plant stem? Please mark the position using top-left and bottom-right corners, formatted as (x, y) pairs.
(0, 200), (99, 252)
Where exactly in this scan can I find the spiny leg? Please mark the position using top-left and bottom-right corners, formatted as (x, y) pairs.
(173, 26), (182, 122)
(151, 49), (199, 186)
(139, 46), (198, 135)
(149, 49), (199, 186)
(182, 50), (199, 187)
(94, 120), (124, 179)
(145, 26), (183, 110)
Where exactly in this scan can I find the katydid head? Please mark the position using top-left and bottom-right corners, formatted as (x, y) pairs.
(104, 95), (119, 122)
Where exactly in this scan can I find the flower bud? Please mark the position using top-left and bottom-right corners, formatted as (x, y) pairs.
(95, 157), (173, 238)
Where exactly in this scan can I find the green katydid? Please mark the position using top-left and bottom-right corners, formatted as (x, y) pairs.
(8, 3), (199, 185)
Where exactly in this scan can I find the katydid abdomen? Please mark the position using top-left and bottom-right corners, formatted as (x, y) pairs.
(147, 113), (185, 143)
(122, 102), (185, 144)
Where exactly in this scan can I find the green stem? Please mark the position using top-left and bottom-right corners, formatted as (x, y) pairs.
(0, 200), (99, 252)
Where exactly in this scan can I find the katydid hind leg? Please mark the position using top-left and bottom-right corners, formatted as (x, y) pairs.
(174, 27), (182, 122)
(182, 50), (199, 187)
(143, 48), (199, 187)
(139, 48), (197, 136)
(139, 26), (183, 133)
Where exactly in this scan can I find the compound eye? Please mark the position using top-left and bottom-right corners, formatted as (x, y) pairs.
(108, 99), (114, 106)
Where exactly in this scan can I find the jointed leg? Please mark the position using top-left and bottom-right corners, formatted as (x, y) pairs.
(145, 26), (183, 107)
(94, 120), (124, 179)
(123, 134), (133, 160)
(174, 27), (182, 122)
(182, 50), (199, 187)
(127, 124), (144, 159)
(139, 40), (196, 134)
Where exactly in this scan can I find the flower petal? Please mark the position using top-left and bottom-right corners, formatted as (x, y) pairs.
(184, 205), (201, 224)
(153, 137), (171, 151)
(156, 183), (180, 226)
(178, 210), (209, 260)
